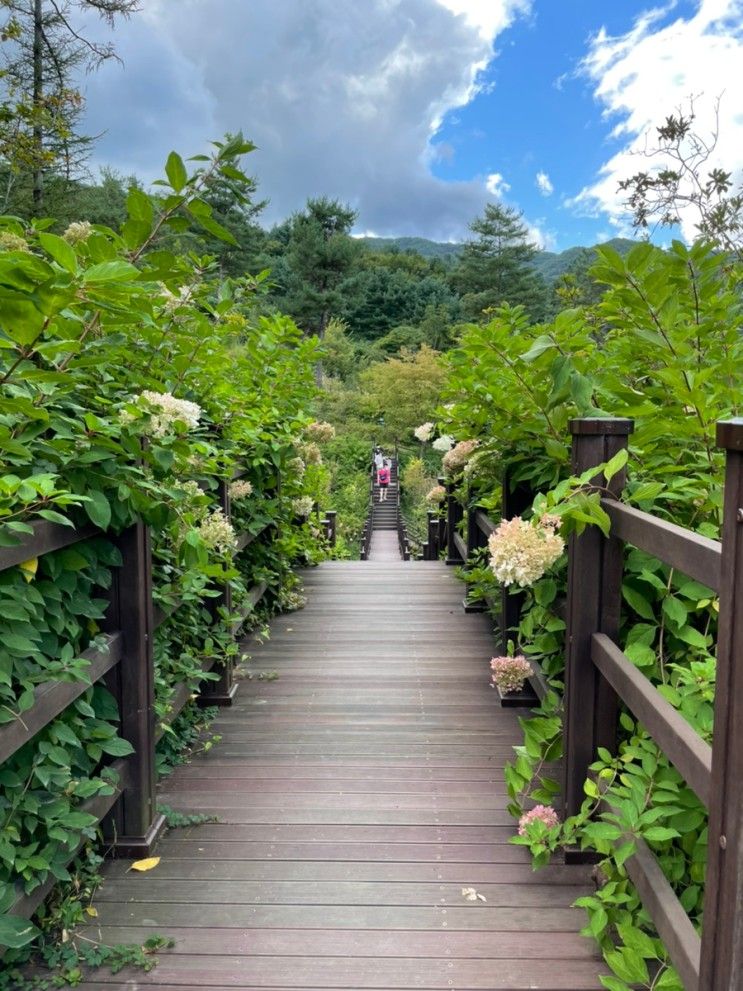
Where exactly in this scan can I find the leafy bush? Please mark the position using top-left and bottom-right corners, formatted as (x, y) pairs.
(440, 239), (741, 990)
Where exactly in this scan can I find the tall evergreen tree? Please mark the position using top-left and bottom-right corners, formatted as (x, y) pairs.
(451, 203), (550, 321)
(277, 197), (358, 339)
(0, 0), (140, 214)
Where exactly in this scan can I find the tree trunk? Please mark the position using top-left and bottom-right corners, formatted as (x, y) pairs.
(32, 0), (44, 215)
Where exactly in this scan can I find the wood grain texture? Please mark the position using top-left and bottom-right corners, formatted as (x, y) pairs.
(73, 560), (604, 990)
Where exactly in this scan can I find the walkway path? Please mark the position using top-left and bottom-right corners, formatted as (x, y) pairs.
(367, 529), (400, 561)
(78, 560), (604, 990)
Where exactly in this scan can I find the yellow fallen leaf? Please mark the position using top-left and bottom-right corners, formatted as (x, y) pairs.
(19, 557), (38, 582)
(85, 906), (98, 918)
(130, 857), (160, 872)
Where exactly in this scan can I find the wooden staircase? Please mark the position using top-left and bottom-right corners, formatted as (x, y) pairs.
(371, 459), (398, 531)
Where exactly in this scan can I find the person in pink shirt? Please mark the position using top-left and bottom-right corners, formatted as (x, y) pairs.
(377, 460), (390, 502)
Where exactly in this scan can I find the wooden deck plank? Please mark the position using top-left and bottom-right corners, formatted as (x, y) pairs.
(72, 560), (603, 990)
(83, 927), (601, 958)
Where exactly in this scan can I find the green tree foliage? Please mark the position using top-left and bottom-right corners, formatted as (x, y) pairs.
(618, 102), (743, 257)
(272, 196), (358, 339)
(0, 0), (140, 213)
(359, 345), (446, 444)
(338, 250), (459, 340)
(451, 203), (550, 322)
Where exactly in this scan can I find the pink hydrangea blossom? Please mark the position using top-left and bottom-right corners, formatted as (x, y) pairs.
(442, 439), (479, 474)
(518, 805), (560, 836)
(490, 655), (532, 694)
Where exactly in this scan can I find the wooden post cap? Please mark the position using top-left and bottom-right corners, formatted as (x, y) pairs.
(569, 418), (635, 436)
(716, 419), (743, 451)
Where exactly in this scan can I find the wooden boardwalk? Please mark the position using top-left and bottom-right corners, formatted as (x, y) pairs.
(78, 560), (604, 990)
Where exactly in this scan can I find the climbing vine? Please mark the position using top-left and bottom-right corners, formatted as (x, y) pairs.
(0, 136), (328, 973)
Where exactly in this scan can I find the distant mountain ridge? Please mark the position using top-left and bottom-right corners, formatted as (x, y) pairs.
(358, 235), (639, 282)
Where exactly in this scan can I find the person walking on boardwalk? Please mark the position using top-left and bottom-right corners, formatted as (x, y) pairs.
(377, 459), (390, 502)
(373, 447), (384, 471)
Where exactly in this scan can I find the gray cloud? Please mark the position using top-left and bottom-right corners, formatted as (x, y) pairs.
(79, 0), (529, 238)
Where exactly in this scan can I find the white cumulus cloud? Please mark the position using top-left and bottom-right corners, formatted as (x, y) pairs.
(573, 0), (743, 239)
(486, 172), (511, 197)
(535, 170), (554, 196)
(79, 0), (533, 240)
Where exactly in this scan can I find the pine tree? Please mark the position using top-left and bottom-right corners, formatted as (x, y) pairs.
(451, 203), (550, 322)
(278, 197), (358, 339)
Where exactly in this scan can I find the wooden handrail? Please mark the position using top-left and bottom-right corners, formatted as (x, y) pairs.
(625, 838), (701, 991)
(592, 633), (712, 804)
(0, 518), (99, 572)
(0, 633), (123, 766)
(601, 499), (721, 591)
(561, 417), (743, 989)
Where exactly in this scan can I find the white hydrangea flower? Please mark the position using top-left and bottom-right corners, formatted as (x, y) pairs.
(292, 496), (314, 518)
(229, 479), (253, 500)
(136, 391), (202, 437)
(442, 439), (479, 475)
(197, 508), (237, 554)
(305, 421), (336, 442)
(414, 422), (434, 442)
(432, 434), (454, 452)
(0, 231), (30, 252)
(300, 442), (322, 465)
(488, 516), (564, 587)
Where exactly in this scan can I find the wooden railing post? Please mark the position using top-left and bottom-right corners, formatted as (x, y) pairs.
(445, 476), (464, 566)
(499, 467), (536, 650)
(699, 418), (743, 989)
(426, 510), (438, 560)
(463, 485), (488, 612)
(562, 418), (633, 831)
(199, 478), (237, 706)
(436, 476), (447, 553)
(326, 510), (337, 548)
(106, 521), (165, 857)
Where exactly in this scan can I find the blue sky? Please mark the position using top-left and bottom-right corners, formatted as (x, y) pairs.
(431, 0), (723, 248)
(80, 0), (743, 250)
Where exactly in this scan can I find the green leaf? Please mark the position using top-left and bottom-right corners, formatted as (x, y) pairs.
(603, 447), (628, 483)
(643, 826), (679, 843)
(190, 211), (239, 246)
(675, 625), (708, 649)
(520, 335), (555, 363)
(99, 736), (135, 757)
(38, 232), (78, 274)
(165, 151), (188, 193)
(662, 595), (687, 630)
(82, 260), (139, 283)
(622, 584), (656, 620)
(4, 633), (39, 654)
(84, 490), (111, 530)
(0, 914), (41, 948)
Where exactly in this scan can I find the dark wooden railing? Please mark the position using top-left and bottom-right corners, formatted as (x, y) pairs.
(396, 500), (412, 561)
(560, 417), (743, 991)
(439, 416), (743, 991)
(359, 455), (376, 560)
(0, 470), (303, 935)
